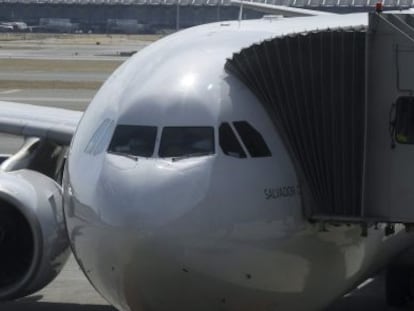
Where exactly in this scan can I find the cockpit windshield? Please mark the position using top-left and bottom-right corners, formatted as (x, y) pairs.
(108, 125), (157, 157)
(159, 127), (215, 158)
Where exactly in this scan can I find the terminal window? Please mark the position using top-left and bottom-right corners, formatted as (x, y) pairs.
(395, 96), (414, 144)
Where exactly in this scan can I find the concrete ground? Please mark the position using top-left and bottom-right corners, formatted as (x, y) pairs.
(0, 33), (161, 61)
(0, 33), (409, 311)
(1, 256), (115, 311)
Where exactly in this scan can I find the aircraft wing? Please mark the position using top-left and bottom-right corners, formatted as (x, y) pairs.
(230, 0), (336, 16)
(0, 101), (82, 145)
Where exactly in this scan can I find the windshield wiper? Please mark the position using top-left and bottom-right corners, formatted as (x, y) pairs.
(108, 151), (139, 161)
(172, 152), (213, 162)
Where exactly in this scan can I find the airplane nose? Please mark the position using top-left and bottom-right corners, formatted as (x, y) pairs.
(66, 154), (215, 311)
(97, 154), (214, 228)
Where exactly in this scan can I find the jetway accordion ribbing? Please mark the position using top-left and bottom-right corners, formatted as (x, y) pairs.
(227, 13), (414, 224)
(226, 28), (367, 218)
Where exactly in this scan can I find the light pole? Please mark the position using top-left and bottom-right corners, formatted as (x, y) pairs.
(176, 0), (180, 31)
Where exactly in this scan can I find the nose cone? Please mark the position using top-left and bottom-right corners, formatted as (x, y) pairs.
(65, 154), (216, 311)
(97, 154), (214, 229)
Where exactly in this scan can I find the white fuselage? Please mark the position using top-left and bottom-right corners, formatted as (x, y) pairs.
(63, 13), (414, 311)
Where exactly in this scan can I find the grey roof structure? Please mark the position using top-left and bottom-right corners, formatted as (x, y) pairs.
(0, 0), (232, 4)
(0, 0), (410, 6)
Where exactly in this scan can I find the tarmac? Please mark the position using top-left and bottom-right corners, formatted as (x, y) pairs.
(1, 256), (115, 311)
(0, 33), (408, 311)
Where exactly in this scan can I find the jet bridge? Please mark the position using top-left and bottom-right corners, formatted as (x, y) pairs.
(226, 12), (414, 227)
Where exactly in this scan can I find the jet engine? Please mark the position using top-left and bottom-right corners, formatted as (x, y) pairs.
(0, 169), (70, 300)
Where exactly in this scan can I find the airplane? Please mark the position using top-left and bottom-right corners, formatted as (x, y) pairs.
(0, 24), (13, 32)
(37, 18), (79, 33)
(1, 4), (414, 311)
(0, 22), (29, 32)
(106, 19), (149, 34)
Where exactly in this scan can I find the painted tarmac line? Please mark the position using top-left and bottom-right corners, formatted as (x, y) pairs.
(0, 89), (21, 95)
(0, 97), (91, 103)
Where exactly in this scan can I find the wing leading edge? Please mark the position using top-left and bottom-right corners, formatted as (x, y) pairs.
(0, 101), (82, 145)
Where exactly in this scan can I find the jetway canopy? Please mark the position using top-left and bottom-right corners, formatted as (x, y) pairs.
(226, 12), (414, 225)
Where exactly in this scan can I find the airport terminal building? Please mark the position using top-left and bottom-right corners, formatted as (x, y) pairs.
(0, 0), (259, 32)
(0, 0), (412, 32)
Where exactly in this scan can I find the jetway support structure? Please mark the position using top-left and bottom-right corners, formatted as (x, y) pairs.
(365, 13), (414, 224)
(226, 12), (414, 231)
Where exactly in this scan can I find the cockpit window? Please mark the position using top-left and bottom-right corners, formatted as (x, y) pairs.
(108, 125), (157, 157)
(159, 127), (215, 158)
(233, 121), (272, 157)
(219, 123), (246, 158)
(85, 118), (114, 156)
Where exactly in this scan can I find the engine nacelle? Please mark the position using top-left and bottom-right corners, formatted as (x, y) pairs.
(0, 169), (70, 300)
